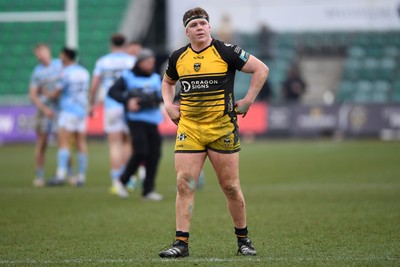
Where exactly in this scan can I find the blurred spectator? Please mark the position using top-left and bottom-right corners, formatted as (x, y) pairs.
(256, 79), (273, 103)
(258, 24), (274, 60)
(281, 64), (306, 103)
(108, 48), (164, 201)
(126, 41), (143, 56)
(216, 14), (234, 43)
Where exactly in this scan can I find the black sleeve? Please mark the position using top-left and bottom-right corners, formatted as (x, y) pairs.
(214, 39), (250, 71)
(164, 46), (187, 81)
(108, 77), (128, 104)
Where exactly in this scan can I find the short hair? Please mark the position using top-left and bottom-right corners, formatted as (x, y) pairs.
(182, 7), (209, 27)
(34, 43), (49, 50)
(111, 33), (126, 47)
(128, 40), (142, 46)
(62, 47), (77, 60)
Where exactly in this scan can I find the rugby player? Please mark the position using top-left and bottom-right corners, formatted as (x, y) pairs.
(46, 48), (90, 186)
(88, 34), (138, 191)
(29, 44), (62, 187)
(159, 7), (269, 257)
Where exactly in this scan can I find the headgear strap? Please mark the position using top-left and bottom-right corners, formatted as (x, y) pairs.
(184, 15), (209, 28)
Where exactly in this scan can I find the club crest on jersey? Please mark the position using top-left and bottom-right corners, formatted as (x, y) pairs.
(224, 137), (231, 146)
(194, 63), (201, 72)
(177, 133), (187, 141)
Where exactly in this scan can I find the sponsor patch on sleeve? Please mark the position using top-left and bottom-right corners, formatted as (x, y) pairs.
(239, 50), (250, 62)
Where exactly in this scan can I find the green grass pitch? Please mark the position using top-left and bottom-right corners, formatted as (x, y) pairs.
(0, 139), (399, 266)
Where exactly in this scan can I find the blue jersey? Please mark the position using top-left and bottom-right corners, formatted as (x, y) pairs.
(59, 64), (90, 118)
(121, 70), (163, 125)
(29, 59), (63, 110)
(93, 52), (135, 110)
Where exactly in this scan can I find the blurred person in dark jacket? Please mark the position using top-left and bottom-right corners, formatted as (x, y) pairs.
(281, 64), (306, 103)
(108, 48), (164, 201)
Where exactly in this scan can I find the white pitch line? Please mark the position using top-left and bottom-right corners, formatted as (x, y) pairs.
(0, 256), (398, 265)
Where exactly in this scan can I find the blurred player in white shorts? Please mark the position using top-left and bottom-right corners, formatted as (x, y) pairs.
(89, 33), (145, 192)
(29, 43), (62, 187)
(58, 112), (87, 133)
(45, 47), (90, 186)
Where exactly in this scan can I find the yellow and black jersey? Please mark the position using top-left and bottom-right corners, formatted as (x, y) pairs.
(165, 38), (250, 123)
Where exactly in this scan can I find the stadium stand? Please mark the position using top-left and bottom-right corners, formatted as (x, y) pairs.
(0, 0), (129, 102)
(338, 31), (400, 104)
(1, 1), (399, 105)
(78, 0), (130, 69)
(235, 30), (400, 104)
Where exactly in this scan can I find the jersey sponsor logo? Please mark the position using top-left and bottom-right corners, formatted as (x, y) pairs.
(193, 55), (204, 59)
(194, 63), (201, 72)
(181, 81), (191, 92)
(181, 79), (219, 92)
(239, 50), (250, 62)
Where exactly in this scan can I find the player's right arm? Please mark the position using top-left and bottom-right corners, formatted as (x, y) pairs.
(88, 58), (105, 116)
(29, 85), (54, 118)
(162, 50), (182, 125)
(88, 75), (101, 116)
(162, 77), (180, 125)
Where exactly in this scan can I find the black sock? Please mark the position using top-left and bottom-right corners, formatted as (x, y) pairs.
(176, 231), (189, 246)
(234, 226), (248, 241)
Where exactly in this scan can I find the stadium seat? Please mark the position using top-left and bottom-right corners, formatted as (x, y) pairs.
(383, 46), (399, 58)
(371, 91), (389, 103)
(347, 46), (365, 58)
(381, 57), (397, 69)
(353, 91), (371, 103)
(392, 90), (400, 103)
(364, 57), (379, 69)
(350, 80), (372, 103)
(337, 80), (354, 102)
(358, 80), (373, 89)
(275, 33), (296, 48)
(365, 47), (384, 58)
(393, 80), (400, 91)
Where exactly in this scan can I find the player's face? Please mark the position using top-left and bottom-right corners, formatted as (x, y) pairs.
(186, 19), (211, 44)
(127, 43), (142, 56)
(59, 52), (70, 66)
(35, 46), (51, 65)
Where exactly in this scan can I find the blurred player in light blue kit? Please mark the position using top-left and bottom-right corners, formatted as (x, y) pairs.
(46, 47), (90, 186)
(89, 33), (144, 192)
(29, 43), (62, 187)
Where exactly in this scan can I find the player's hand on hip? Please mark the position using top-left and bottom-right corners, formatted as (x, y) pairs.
(235, 99), (252, 118)
(43, 107), (54, 118)
(165, 103), (181, 125)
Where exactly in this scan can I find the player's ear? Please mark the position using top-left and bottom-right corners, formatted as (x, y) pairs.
(185, 28), (189, 37)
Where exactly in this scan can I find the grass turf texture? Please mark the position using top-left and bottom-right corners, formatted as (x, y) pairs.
(0, 140), (399, 266)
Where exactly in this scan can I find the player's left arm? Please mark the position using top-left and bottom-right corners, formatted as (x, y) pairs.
(236, 55), (269, 116)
